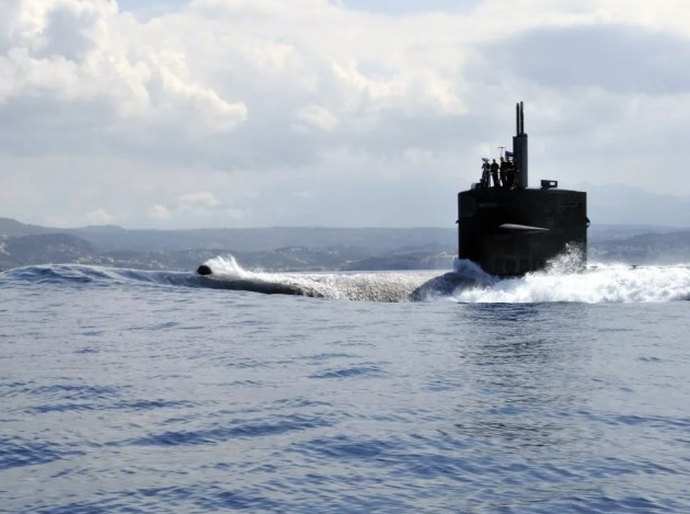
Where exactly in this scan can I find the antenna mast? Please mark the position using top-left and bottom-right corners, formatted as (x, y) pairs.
(513, 101), (528, 188)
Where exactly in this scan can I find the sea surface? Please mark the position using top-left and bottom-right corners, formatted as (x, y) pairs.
(2, 257), (690, 513)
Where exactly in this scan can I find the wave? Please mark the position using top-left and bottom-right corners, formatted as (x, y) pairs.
(197, 255), (439, 302)
(3, 255), (690, 303)
(189, 254), (690, 303)
(450, 262), (690, 303)
(0, 264), (198, 288)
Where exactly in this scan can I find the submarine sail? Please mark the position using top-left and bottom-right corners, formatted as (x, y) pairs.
(457, 102), (588, 276)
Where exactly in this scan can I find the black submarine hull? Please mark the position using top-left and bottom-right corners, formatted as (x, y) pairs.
(458, 102), (588, 277)
(458, 187), (587, 276)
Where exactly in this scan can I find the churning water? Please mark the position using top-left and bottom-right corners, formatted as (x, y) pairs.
(2, 259), (690, 512)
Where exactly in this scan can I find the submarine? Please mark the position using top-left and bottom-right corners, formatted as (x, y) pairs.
(457, 102), (588, 276)
(195, 102), (586, 299)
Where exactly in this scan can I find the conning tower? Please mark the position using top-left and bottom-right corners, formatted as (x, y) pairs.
(457, 102), (588, 276)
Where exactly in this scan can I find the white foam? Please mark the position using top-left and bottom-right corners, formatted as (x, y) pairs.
(452, 263), (690, 303)
(204, 255), (246, 278)
(202, 254), (690, 304)
(202, 254), (438, 302)
(453, 258), (496, 284)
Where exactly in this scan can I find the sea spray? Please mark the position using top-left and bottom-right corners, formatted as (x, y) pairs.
(451, 263), (690, 303)
(201, 253), (690, 303)
(200, 254), (439, 302)
(5, 258), (690, 303)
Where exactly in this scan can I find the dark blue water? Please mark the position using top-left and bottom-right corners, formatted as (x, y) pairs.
(2, 263), (690, 512)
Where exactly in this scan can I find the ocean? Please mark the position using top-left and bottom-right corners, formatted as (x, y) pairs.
(1, 258), (690, 513)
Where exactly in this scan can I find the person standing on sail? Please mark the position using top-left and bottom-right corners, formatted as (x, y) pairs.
(490, 159), (500, 188)
(480, 158), (491, 188)
(500, 157), (509, 189)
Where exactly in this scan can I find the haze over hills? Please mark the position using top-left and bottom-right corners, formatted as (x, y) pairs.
(0, 217), (456, 271)
(2, 216), (690, 272)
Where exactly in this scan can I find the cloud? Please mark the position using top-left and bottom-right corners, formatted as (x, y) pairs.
(3, 0), (690, 228)
(148, 204), (171, 221)
(177, 191), (220, 210)
(295, 104), (339, 131)
(143, 191), (246, 226)
(86, 208), (116, 224)
(332, 0), (483, 16)
(482, 25), (690, 95)
(0, 0), (247, 154)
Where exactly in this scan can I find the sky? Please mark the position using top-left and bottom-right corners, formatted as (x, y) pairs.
(2, 0), (690, 229)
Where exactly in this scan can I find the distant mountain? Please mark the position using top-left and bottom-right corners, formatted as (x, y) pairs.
(68, 226), (458, 254)
(0, 217), (457, 253)
(0, 218), (457, 272)
(585, 184), (690, 228)
(590, 229), (690, 264)
(587, 224), (680, 243)
(0, 233), (95, 269)
(0, 217), (58, 237)
(3, 216), (690, 272)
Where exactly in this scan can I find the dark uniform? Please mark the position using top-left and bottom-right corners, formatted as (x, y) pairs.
(506, 159), (516, 189)
(480, 161), (491, 188)
(490, 159), (500, 188)
(499, 158), (508, 189)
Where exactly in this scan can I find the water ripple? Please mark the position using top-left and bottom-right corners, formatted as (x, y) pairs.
(0, 436), (82, 470)
(3, 275), (690, 513)
(124, 415), (332, 447)
(309, 364), (386, 379)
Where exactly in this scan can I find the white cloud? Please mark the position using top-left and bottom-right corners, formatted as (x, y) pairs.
(86, 208), (116, 224)
(177, 191), (220, 210)
(148, 204), (171, 221)
(0, 0), (247, 138)
(295, 104), (339, 131)
(3, 0), (690, 228)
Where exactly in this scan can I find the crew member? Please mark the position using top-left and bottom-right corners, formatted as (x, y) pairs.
(490, 159), (500, 188)
(506, 157), (517, 189)
(499, 157), (508, 189)
(480, 159), (490, 188)
(510, 159), (520, 189)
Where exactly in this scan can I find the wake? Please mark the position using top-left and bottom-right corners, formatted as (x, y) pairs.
(3, 254), (690, 303)
(197, 255), (439, 302)
(197, 254), (690, 303)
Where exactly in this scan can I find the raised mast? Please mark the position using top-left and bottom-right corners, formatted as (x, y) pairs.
(512, 101), (528, 189)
